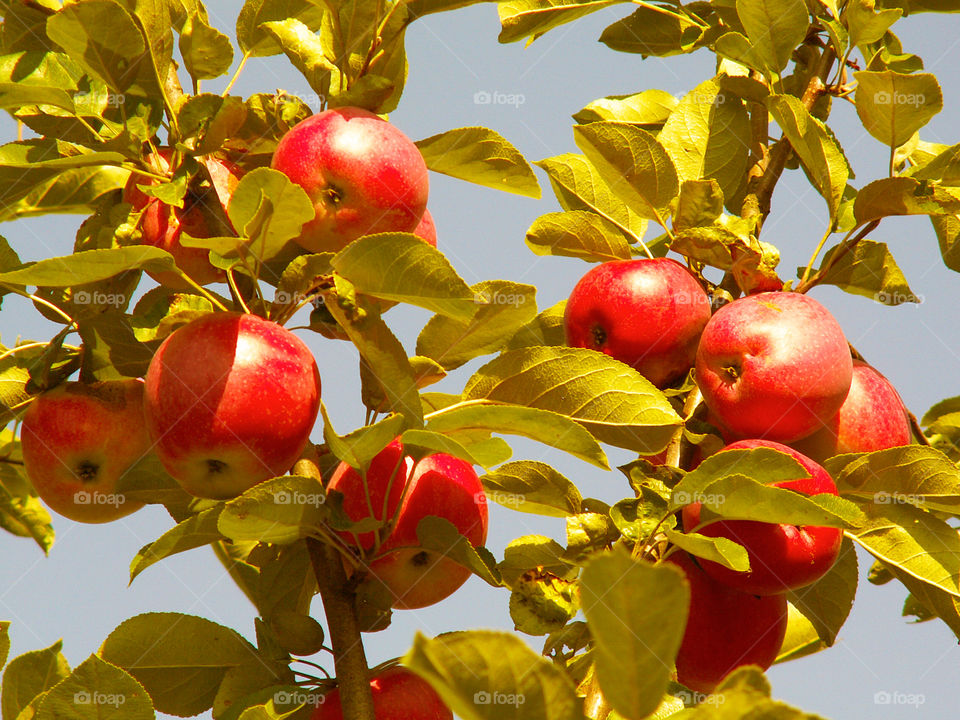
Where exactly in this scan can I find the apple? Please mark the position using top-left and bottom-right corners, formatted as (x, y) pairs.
(326, 438), (413, 551)
(668, 550), (788, 694)
(695, 291), (853, 442)
(414, 208), (437, 247)
(681, 439), (843, 595)
(792, 360), (912, 463)
(271, 107), (429, 253)
(124, 150), (242, 289)
(369, 451), (487, 609)
(143, 312), (321, 499)
(313, 666), (451, 720)
(564, 258), (712, 388)
(21, 379), (148, 523)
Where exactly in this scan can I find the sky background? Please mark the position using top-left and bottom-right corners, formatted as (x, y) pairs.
(1, 1), (959, 718)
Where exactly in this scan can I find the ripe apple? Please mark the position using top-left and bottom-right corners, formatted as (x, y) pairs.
(21, 379), (148, 523)
(792, 360), (912, 463)
(681, 439), (843, 595)
(326, 438), (413, 551)
(271, 106), (429, 253)
(564, 258), (712, 388)
(695, 291), (853, 442)
(668, 550), (788, 694)
(414, 208), (437, 247)
(124, 150), (242, 289)
(313, 666), (451, 720)
(143, 312), (321, 499)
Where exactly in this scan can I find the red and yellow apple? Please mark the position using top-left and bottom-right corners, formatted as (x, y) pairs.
(414, 208), (437, 247)
(564, 258), (712, 388)
(21, 379), (148, 523)
(271, 107), (429, 253)
(143, 312), (321, 499)
(681, 439), (843, 595)
(312, 667), (451, 720)
(695, 291), (853, 442)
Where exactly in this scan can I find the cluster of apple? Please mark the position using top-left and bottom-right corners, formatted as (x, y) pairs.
(564, 257), (913, 692)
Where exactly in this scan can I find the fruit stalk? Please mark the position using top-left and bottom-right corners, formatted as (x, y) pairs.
(296, 455), (376, 720)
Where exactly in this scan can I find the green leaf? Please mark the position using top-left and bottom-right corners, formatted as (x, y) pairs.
(808, 239), (919, 305)
(659, 79), (751, 209)
(235, 0), (325, 57)
(786, 536), (858, 646)
(573, 122), (679, 220)
(671, 667), (820, 717)
(34, 655), (153, 720)
(525, 210), (631, 262)
(426, 403), (609, 469)
(416, 515), (501, 587)
(854, 71), (943, 147)
(580, 553), (688, 719)
(499, 535), (575, 588)
(776, 602), (826, 663)
(130, 506), (224, 581)
(885, 562), (960, 639)
(911, 142), (960, 185)
(664, 529), (750, 571)
(219, 476), (327, 545)
(736, 0), (810, 75)
(462, 346), (682, 453)
(673, 179), (724, 230)
(931, 213), (960, 273)
(845, 0), (902, 47)
(715, 31), (776, 74)
(416, 280), (538, 369)
(497, 0), (621, 44)
(179, 11), (234, 81)
(536, 153), (649, 239)
(481, 461), (582, 517)
(415, 127), (540, 198)
(0, 165), (129, 223)
(1, 641), (70, 720)
(321, 406), (405, 471)
(401, 429), (508, 470)
(100, 612), (256, 717)
(610, 490), (674, 542)
(599, 7), (706, 57)
(177, 93), (247, 155)
(332, 233), (477, 321)
(403, 630), (583, 720)
(0, 247), (175, 287)
(260, 18), (336, 98)
(505, 299), (566, 350)
(0, 623), (8, 671)
(405, 0), (499, 18)
(510, 570), (578, 635)
(853, 177), (960, 223)
(573, 90), (678, 125)
(767, 93), (851, 220)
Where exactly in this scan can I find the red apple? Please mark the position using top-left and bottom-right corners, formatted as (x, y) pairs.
(143, 312), (321, 499)
(124, 150), (242, 289)
(312, 667), (451, 720)
(695, 291), (853, 442)
(21, 380), (148, 523)
(681, 439), (843, 595)
(271, 107), (429, 253)
(668, 550), (788, 694)
(414, 208), (437, 247)
(792, 360), (912, 463)
(564, 258), (712, 388)
(326, 438), (412, 551)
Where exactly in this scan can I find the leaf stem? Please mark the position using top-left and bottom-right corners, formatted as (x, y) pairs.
(798, 225), (835, 287)
(795, 219), (880, 293)
(171, 270), (231, 312)
(211, 540), (259, 609)
(222, 51), (251, 98)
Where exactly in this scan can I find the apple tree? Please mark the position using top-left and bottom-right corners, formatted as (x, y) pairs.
(0, 0), (958, 719)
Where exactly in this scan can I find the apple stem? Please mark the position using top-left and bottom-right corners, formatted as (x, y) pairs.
(296, 456), (377, 720)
